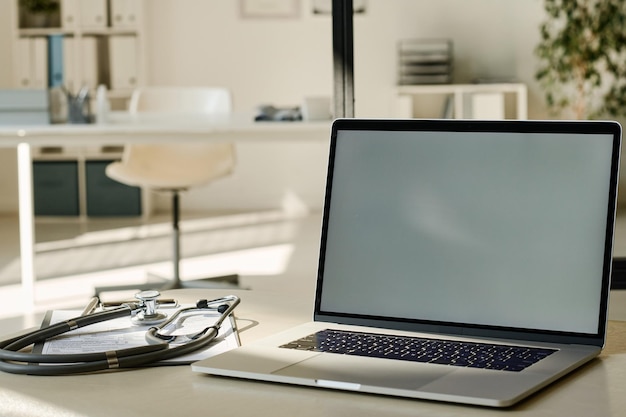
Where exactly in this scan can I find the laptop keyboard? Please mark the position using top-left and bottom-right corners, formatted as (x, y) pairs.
(280, 329), (556, 372)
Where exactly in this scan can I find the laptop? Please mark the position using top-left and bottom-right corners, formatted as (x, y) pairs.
(193, 119), (622, 407)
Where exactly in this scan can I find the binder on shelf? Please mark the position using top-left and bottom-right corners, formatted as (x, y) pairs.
(32, 37), (49, 89)
(15, 38), (31, 88)
(12, 37), (48, 89)
(80, 36), (99, 90)
(47, 34), (64, 88)
(63, 37), (77, 92)
(109, 36), (138, 91)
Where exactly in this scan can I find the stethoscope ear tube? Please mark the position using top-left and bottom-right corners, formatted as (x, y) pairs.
(143, 295), (240, 346)
(140, 327), (219, 364)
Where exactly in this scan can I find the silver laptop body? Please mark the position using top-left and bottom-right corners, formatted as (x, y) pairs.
(193, 119), (622, 407)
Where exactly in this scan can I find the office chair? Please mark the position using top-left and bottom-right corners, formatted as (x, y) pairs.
(94, 87), (238, 295)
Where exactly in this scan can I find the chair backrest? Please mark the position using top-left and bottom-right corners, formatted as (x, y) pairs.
(128, 87), (232, 114)
(115, 86), (236, 189)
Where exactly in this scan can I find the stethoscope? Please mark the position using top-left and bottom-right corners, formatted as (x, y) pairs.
(0, 291), (240, 376)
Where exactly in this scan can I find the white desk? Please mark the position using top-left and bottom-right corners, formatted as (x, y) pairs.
(0, 113), (331, 147)
(1, 288), (625, 416)
(0, 114), (331, 310)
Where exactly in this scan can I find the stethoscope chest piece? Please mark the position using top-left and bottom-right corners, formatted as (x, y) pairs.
(131, 290), (168, 325)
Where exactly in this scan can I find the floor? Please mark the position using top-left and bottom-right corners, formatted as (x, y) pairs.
(0, 209), (323, 331)
(1, 209), (626, 336)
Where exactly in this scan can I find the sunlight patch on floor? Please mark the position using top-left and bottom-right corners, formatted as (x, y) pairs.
(0, 244), (293, 320)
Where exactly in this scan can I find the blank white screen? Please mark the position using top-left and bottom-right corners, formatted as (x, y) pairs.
(319, 130), (614, 334)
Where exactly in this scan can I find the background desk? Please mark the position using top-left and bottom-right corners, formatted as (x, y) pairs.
(0, 288), (625, 417)
(0, 115), (331, 310)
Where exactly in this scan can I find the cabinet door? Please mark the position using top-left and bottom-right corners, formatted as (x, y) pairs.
(110, 0), (140, 28)
(33, 161), (80, 216)
(85, 160), (142, 216)
(109, 36), (138, 90)
(79, 0), (107, 28)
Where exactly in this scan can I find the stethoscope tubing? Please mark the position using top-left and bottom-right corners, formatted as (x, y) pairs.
(1, 306), (132, 353)
(0, 295), (239, 376)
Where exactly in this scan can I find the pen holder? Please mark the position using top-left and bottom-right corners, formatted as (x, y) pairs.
(67, 92), (92, 124)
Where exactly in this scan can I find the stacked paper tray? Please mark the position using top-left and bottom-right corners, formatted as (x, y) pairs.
(398, 39), (453, 85)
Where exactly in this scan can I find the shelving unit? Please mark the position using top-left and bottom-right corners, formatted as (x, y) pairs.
(10, 0), (145, 104)
(397, 83), (528, 120)
(8, 0), (147, 218)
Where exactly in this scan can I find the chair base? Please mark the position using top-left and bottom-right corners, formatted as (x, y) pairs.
(94, 190), (242, 298)
(94, 273), (240, 297)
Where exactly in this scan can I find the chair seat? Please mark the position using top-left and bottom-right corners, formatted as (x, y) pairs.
(106, 142), (235, 190)
(107, 161), (212, 190)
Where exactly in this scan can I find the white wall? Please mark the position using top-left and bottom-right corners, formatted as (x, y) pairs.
(353, 1), (546, 118)
(142, 0), (548, 119)
(0, 0), (13, 89)
(143, 0), (334, 113)
(0, 0), (18, 213)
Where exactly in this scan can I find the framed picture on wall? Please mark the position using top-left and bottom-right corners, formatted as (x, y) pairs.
(240, 0), (300, 18)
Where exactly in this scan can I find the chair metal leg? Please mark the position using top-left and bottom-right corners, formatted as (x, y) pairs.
(93, 189), (240, 297)
(169, 189), (239, 290)
(171, 190), (182, 289)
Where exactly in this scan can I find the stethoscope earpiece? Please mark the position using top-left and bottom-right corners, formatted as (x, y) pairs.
(196, 299), (229, 314)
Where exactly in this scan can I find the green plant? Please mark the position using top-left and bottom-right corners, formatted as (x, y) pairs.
(20, 0), (59, 14)
(535, 0), (626, 119)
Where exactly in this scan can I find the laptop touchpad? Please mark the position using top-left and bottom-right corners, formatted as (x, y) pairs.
(273, 353), (453, 389)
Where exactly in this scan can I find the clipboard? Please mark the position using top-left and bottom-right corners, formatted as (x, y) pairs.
(34, 304), (240, 365)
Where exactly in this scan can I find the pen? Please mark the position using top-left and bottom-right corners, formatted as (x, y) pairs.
(81, 296), (100, 316)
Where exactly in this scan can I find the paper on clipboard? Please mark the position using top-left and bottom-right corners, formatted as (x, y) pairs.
(37, 305), (240, 364)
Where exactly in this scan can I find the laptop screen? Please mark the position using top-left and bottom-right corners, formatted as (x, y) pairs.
(316, 120), (621, 341)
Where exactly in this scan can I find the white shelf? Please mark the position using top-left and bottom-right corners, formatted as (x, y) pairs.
(10, 0), (145, 100)
(18, 28), (74, 37)
(397, 83), (527, 120)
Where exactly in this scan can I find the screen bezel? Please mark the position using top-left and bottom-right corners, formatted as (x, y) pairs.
(314, 119), (622, 347)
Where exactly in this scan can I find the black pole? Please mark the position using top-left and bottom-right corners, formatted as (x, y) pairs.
(332, 0), (354, 118)
(172, 190), (181, 288)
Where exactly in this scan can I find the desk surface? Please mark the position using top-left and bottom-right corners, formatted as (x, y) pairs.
(0, 113), (332, 147)
(1, 288), (626, 417)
